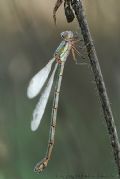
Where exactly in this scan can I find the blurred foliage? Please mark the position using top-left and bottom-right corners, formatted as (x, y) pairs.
(0, 0), (120, 178)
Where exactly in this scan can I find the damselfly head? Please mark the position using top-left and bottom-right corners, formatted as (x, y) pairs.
(61, 31), (74, 41)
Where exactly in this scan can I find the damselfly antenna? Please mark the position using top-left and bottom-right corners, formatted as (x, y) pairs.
(27, 31), (83, 172)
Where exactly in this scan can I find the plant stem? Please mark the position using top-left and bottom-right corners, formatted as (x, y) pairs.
(71, 0), (120, 176)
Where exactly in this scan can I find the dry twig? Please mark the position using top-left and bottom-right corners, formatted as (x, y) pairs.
(71, 0), (120, 176)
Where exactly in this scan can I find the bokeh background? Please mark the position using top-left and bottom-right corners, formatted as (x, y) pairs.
(0, 0), (120, 178)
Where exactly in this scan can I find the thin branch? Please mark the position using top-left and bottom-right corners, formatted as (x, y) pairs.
(71, 0), (120, 176)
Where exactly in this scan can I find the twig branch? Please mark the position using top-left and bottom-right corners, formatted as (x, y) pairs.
(71, 0), (120, 176)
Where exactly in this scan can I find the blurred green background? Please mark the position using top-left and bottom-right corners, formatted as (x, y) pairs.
(0, 0), (120, 178)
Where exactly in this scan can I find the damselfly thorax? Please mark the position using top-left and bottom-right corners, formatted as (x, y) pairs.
(54, 31), (79, 63)
(54, 41), (70, 63)
(27, 31), (82, 173)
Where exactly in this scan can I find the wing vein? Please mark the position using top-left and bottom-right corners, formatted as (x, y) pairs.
(27, 58), (55, 99)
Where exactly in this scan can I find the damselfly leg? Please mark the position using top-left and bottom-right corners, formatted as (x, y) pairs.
(70, 39), (88, 65)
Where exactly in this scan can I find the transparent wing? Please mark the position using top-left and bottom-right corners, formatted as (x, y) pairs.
(27, 58), (55, 99)
(31, 63), (58, 131)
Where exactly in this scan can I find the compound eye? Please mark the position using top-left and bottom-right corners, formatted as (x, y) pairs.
(61, 32), (65, 38)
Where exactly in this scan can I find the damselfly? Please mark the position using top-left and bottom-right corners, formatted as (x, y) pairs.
(27, 31), (82, 173)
